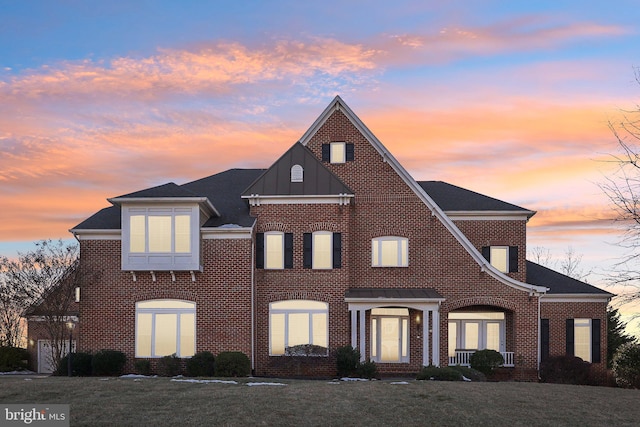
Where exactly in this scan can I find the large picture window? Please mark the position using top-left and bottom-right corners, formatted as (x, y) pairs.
(136, 300), (196, 358)
(372, 237), (408, 267)
(269, 300), (328, 355)
(448, 312), (505, 356)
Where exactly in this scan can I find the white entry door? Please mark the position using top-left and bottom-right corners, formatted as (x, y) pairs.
(37, 340), (75, 374)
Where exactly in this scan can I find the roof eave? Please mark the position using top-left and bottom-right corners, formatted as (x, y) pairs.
(108, 196), (220, 217)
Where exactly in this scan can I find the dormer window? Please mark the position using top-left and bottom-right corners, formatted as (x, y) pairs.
(291, 165), (304, 182)
(122, 205), (201, 271)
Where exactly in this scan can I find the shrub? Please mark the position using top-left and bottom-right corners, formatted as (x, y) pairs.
(612, 342), (640, 389)
(186, 351), (215, 377)
(356, 359), (378, 379)
(57, 352), (93, 376)
(285, 344), (328, 357)
(540, 355), (592, 385)
(92, 349), (126, 376)
(134, 359), (151, 376)
(0, 346), (29, 372)
(470, 350), (504, 376)
(215, 351), (250, 377)
(158, 354), (182, 377)
(335, 346), (360, 377)
(416, 365), (463, 381)
(449, 365), (486, 382)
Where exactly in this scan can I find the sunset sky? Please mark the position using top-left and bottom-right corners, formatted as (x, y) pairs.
(1, 1), (639, 333)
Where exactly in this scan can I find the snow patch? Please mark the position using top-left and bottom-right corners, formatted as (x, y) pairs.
(246, 382), (286, 387)
(0, 370), (35, 375)
(120, 374), (158, 379)
(171, 379), (238, 384)
(462, 376), (472, 382)
(390, 381), (409, 385)
(340, 377), (369, 382)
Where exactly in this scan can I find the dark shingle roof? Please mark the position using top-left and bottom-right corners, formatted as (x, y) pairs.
(242, 142), (353, 196)
(72, 169), (266, 230)
(345, 288), (444, 300)
(419, 181), (532, 213)
(526, 261), (612, 295)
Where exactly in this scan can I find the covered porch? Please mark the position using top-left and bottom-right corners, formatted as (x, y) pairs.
(345, 288), (445, 368)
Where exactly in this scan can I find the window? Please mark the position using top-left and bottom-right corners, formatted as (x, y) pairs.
(566, 318), (601, 363)
(481, 246), (518, 273)
(122, 206), (199, 271)
(448, 312), (505, 355)
(136, 300), (195, 358)
(372, 237), (408, 267)
(321, 143), (354, 163)
(303, 232), (341, 269)
(291, 165), (303, 182)
(269, 300), (328, 355)
(371, 308), (409, 363)
(256, 232), (293, 269)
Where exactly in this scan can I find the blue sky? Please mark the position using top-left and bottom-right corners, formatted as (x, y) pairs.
(1, 0), (639, 333)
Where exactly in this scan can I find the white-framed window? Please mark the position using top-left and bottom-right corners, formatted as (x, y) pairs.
(330, 142), (346, 163)
(574, 318), (592, 363)
(490, 246), (508, 273)
(135, 300), (196, 358)
(372, 236), (408, 267)
(269, 300), (328, 356)
(265, 232), (284, 270)
(371, 308), (409, 363)
(291, 165), (304, 183)
(448, 312), (505, 356)
(122, 205), (200, 271)
(312, 231), (332, 269)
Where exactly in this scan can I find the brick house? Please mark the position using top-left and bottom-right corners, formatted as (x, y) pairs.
(39, 96), (611, 378)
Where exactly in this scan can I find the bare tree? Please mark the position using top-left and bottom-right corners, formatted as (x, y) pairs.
(0, 240), (81, 370)
(559, 246), (592, 283)
(599, 68), (640, 303)
(527, 246), (557, 269)
(0, 273), (25, 347)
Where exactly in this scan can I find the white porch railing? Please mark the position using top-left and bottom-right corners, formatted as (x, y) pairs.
(448, 350), (514, 367)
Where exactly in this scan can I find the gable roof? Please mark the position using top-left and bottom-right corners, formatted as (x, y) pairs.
(419, 181), (534, 217)
(242, 142), (353, 197)
(71, 169), (265, 231)
(299, 95), (547, 295)
(526, 261), (612, 295)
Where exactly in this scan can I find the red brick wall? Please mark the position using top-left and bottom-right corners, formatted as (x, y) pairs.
(77, 237), (253, 373)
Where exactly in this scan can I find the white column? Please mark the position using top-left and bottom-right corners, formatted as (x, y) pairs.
(359, 309), (366, 362)
(432, 309), (440, 367)
(422, 309), (429, 366)
(350, 309), (358, 349)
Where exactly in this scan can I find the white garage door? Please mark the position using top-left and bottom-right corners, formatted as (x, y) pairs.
(37, 340), (75, 374)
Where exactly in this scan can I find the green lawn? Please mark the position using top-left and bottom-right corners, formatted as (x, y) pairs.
(1, 376), (638, 426)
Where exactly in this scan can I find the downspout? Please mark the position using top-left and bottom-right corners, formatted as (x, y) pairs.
(251, 235), (256, 375)
(537, 293), (541, 380)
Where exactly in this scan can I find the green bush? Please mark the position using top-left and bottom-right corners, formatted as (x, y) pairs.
(335, 346), (360, 377)
(186, 351), (215, 377)
(416, 365), (463, 381)
(470, 350), (504, 376)
(285, 344), (328, 356)
(0, 346), (29, 372)
(449, 365), (486, 382)
(92, 349), (126, 376)
(612, 342), (640, 389)
(134, 359), (151, 376)
(158, 354), (182, 377)
(356, 359), (378, 379)
(540, 355), (592, 385)
(57, 352), (93, 376)
(215, 351), (250, 377)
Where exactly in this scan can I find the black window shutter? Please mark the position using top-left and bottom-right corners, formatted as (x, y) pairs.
(321, 144), (330, 162)
(256, 233), (264, 269)
(591, 319), (601, 363)
(284, 233), (294, 269)
(566, 319), (575, 356)
(346, 143), (355, 161)
(541, 319), (550, 362)
(333, 233), (342, 268)
(303, 233), (312, 269)
(509, 246), (519, 272)
(481, 246), (491, 262)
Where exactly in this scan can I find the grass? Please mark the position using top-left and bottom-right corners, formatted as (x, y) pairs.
(1, 376), (639, 426)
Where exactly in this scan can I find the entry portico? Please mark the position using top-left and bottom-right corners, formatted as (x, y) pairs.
(345, 288), (444, 367)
